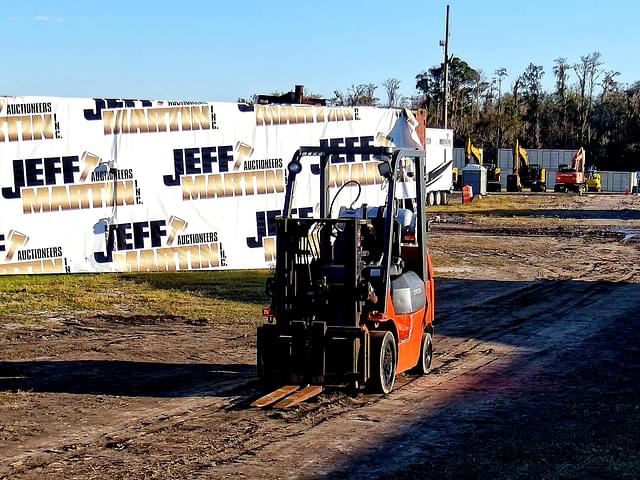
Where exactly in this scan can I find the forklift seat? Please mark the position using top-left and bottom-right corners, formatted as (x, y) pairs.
(396, 208), (417, 244)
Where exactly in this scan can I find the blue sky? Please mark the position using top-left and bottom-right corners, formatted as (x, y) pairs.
(2, 0), (638, 102)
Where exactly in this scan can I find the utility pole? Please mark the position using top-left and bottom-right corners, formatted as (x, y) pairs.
(442, 4), (450, 129)
(494, 68), (507, 162)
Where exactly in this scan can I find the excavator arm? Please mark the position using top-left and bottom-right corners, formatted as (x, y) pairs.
(507, 139), (531, 191)
(515, 139), (529, 172)
(572, 147), (586, 175)
(465, 138), (483, 165)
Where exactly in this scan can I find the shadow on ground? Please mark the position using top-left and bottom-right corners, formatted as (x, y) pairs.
(0, 360), (254, 397)
(319, 277), (640, 479)
(485, 208), (640, 221)
(435, 278), (640, 345)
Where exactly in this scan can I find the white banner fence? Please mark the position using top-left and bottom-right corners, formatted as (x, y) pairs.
(0, 96), (422, 275)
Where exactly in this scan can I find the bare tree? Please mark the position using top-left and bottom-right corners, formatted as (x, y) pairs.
(552, 58), (571, 143)
(553, 57), (570, 99)
(601, 70), (620, 100)
(494, 68), (508, 148)
(574, 52), (603, 144)
(382, 78), (401, 108)
(494, 68), (508, 110)
(331, 84), (379, 106)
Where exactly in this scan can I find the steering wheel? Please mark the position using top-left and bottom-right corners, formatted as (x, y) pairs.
(329, 180), (362, 219)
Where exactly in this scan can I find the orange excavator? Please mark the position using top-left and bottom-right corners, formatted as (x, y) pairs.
(555, 147), (586, 193)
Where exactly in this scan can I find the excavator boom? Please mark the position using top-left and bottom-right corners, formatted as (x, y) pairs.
(572, 147), (586, 174)
(465, 138), (483, 165)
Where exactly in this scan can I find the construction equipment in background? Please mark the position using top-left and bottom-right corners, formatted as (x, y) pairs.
(555, 147), (587, 193)
(465, 137), (483, 165)
(485, 163), (502, 192)
(465, 138), (502, 192)
(256, 84), (327, 106)
(528, 164), (547, 192)
(507, 140), (546, 192)
(254, 146), (435, 408)
(586, 166), (602, 192)
(452, 167), (461, 190)
(507, 140), (528, 191)
(423, 127), (454, 206)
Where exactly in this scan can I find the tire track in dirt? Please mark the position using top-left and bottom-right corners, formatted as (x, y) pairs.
(4, 276), (631, 479)
(3, 220), (639, 479)
(205, 280), (639, 479)
(67, 275), (621, 479)
(206, 229), (640, 476)
(0, 324), (258, 477)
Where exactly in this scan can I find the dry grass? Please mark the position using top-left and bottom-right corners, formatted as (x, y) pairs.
(429, 193), (560, 214)
(0, 270), (272, 329)
(1, 193), (632, 329)
(0, 390), (30, 407)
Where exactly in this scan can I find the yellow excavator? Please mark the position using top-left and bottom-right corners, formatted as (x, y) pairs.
(465, 137), (483, 165)
(454, 138), (482, 189)
(507, 140), (546, 192)
(465, 138), (502, 192)
(586, 166), (602, 192)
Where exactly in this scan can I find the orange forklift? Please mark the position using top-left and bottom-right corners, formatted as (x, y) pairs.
(253, 146), (435, 408)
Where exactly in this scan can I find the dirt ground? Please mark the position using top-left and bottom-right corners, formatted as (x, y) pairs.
(1, 193), (639, 479)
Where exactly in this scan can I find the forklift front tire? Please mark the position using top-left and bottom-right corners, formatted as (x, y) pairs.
(415, 332), (433, 375)
(369, 331), (397, 394)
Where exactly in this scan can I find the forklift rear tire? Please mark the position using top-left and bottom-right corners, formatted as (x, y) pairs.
(415, 332), (433, 375)
(370, 331), (397, 394)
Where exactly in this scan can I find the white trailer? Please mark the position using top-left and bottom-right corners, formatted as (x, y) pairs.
(424, 128), (454, 205)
